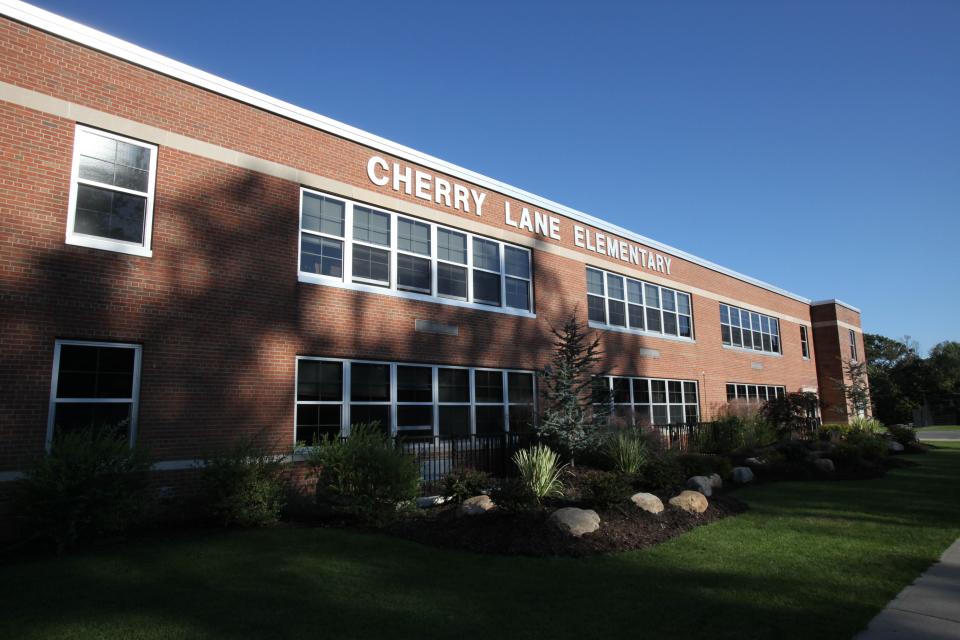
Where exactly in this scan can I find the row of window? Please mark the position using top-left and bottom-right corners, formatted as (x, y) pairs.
(720, 303), (782, 354)
(725, 383), (786, 403)
(65, 126), (820, 359)
(299, 190), (533, 312)
(592, 376), (701, 425)
(586, 267), (694, 339)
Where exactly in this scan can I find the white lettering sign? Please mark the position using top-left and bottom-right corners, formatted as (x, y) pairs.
(367, 155), (485, 216)
(573, 224), (672, 275)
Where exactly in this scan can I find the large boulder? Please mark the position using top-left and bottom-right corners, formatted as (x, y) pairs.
(550, 507), (601, 537)
(458, 495), (495, 515)
(630, 492), (664, 514)
(669, 490), (709, 514)
(813, 458), (835, 473)
(709, 473), (723, 489)
(416, 495), (447, 509)
(731, 466), (754, 484)
(686, 475), (713, 497)
(888, 440), (905, 453)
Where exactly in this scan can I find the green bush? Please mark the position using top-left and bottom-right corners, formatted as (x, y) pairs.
(849, 416), (884, 434)
(605, 430), (650, 476)
(490, 478), (539, 512)
(845, 431), (888, 461)
(639, 451), (684, 492)
(513, 444), (566, 501)
(201, 437), (288, 528)
(886, 424), (917, 446)
(581, 470), (632, 508)
(676, 453), (732, 480)
(15, 428), (152, 553)
(694, 413), (778, 455)
(305, 424), (420, 522)
(819, 423), (853, 441)
(441, 468), (490, 503)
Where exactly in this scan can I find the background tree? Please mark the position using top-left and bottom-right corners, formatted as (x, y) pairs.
(835, 358), (871, 418)
(536, 313), (608, 461)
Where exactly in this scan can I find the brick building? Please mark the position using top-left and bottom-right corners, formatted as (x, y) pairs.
(0, 1), (867, 483)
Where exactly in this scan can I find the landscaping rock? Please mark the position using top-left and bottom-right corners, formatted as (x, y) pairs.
(669, 490), (709, 514)
(813, 458), (835, 473)
(888, 440), (905, 453)
(732, 467), (754, 484)
(550, 507), (601, 537)
(630, 492), (664, 514)
(416, 495), (447, 509)
(745, 457), (765, 468)
(709, 473), (723, 489)
(686, 475), (713, 497)
(458, 495), (495, 515)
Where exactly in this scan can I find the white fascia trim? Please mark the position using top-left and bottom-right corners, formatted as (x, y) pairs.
(810, 299), (862, 313)
(1, 0), (820, 307)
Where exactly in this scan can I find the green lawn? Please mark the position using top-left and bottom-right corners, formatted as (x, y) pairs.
(2, 443), (960, 640)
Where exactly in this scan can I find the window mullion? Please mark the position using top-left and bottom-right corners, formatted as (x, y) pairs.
(468, 368), (476, 436)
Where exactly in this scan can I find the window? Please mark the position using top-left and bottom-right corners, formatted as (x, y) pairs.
(294, 358), (536, 442)
(849, 329), (858, 361)
(594, 376), (699, 425)
(299, 189), (533, 314)
(800, 325), (810, 359)
(585, 267), (693, 339)
(720, 303), (781, 354)
(726, 383), (785, 404)
(47, 341), (142, 448)
(67, 126), (158, 256)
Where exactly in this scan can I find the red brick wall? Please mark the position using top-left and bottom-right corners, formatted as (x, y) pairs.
(0, 17), (839, 471)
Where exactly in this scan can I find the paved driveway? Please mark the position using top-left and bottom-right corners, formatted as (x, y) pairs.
(919, 431), (960, 441)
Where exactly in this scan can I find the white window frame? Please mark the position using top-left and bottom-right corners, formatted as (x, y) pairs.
(726, 383), (786, 403)
(46, 339), (143, 450)
(595, 375), (700, 426)
(720, 303), (782, 356)
(800, 325), (810, 360)
(585, 266), (695, 342)
(849, 329), (858, 362)
(66, 125), (158, 257)
(298, 188), (535, 318)
(293, 357), (537, 445)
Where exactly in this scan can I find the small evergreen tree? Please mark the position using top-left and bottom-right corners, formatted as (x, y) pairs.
(535, 314), (608, 460)
(835, 358), (871, 418)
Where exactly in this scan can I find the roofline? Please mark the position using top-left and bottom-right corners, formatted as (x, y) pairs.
(810, 299), (862, 313)
(3, 0), (829, 307)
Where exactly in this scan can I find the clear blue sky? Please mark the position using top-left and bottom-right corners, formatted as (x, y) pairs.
(33, 0), (960, 353)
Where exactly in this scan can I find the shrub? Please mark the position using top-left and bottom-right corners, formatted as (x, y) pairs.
(676, 453), (732, 480)
(581, 470), (632, 508)
(490, 478), (539, 512)
(639, 451), (684, 492)
(845, 431), (888, 461)
(15, 428), (151, 553)
(849, 416), (884, 434)
(441, 469), (490, 503)
(887, 424), (917, 446)
(819, 423), (853, 441)
(513, 444), (566, 501)
(305, 424), (420, 523)
(694, 412), (778, 455)
(605, 430), (650, 476)
(201, 437), (288, 528)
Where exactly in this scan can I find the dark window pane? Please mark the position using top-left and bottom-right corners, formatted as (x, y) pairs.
(301, 193), (345, 237)
(297, 360), (342, 401)
(472, 238), (500, 271)
(397, 405), (432, 429)
(652, 405), (668, 425)
(684, 382), (698, 404)
(300, 234), (343, 278)
(669, 405), (685, 424)
(669, 381), (683, 403)
(438, 368), (469, 402)
(635, 405), (651, 426)
(772, 335), (781, 353)
(662, 290), (676, 311)
(509, 405), (533, 433)
(350, 405), (390, 432)
(627, 280), (642, 304)
(507, 372), (534, 403)
(350, 363), (389, 401)
(613, 378), (631, 403)
(504, 246), (530, 278)
(437, 263), (467, 298)
(474, 370), (504, 403)
(685, 405), (699, 423)
(437, 228), (467, 263)
(753, 331), (763, 350)
(505, 277), (530, 311)
(608, 300), (626, 327)
(473, 270), (501, 305)
(721, 324), (731, 344)
(644, 284), (660, 308)
(732, 326), (743, 347)
(57, 345), (134, 399)
(296, 404), (341, 444)
(633, 379), (650, 404)
(737, 384), (748, 398)
(475, 406), (505, 434)
(397, 217), (430, 255)
(663, 311), (678, 335)
(397, 366), (432, 402)
(353, 206), (390, 246)
(678, 315), (692, 338)
(606, 274), (624, 300)
(591, 377), (610, 404)
(439, 405), (470, 436)
(720, 305), (730, 324)
(586, 268), (604, 295)
(628, 304), (644, 329)
(53, 402), (131, 439)
(677, 293), (691, 315)
(75, 184), (146, 243)
(588, 295), (606, 323)
(651, 380), (667, 403)
(726, 384), (736, 401)
(397, 254), (431, 292)
(646, 307), (662, 333)
(762, 334), (772, 352)
(352, 244), (389, 283)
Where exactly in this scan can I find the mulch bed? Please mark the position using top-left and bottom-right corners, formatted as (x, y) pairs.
(387, 493), (747, 557)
